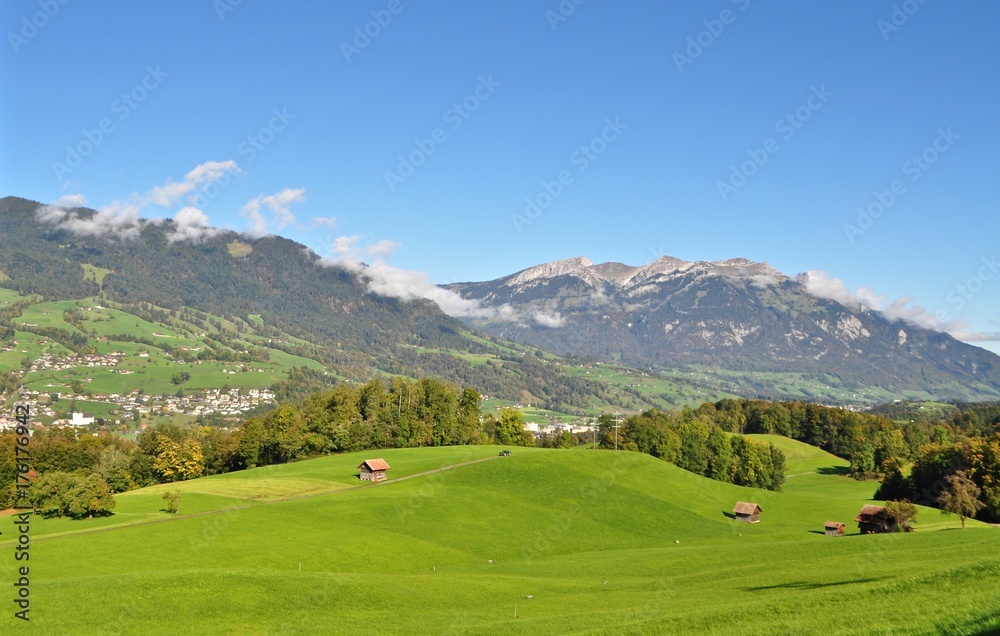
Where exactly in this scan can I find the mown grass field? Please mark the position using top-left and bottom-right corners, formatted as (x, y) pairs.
(2, 439), (997, 634)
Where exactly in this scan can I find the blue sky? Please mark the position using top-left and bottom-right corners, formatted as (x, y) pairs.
(3, 1), (999, 352)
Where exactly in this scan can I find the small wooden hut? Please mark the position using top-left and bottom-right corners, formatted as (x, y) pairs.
(358, 458), (390, 482)
(733, 502), (761, 523)
(824, 521), (846, 537)
(856, 504), (893, 534)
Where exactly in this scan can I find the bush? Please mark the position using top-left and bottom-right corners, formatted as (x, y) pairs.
(162, 490), (181, 514)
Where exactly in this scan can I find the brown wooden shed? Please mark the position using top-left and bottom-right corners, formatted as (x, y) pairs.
(824, 521), (846, 537)
(856, 504), (893, 534)
(733, 502), (761, 523)
(358, 458), (390, 482)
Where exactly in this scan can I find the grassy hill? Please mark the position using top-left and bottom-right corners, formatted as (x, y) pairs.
(2, 443), (998, 634)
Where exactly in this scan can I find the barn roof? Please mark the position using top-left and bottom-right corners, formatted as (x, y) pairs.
(733, 502), (761, 515)
(824, 521), (846, 528)
(359, 459), (390, 471)
(856, 504), (884, 521)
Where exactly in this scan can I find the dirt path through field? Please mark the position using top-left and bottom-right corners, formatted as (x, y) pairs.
(1, 454), (503, 545)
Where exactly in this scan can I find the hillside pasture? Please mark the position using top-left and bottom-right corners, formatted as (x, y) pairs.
(2, 444), (997, 634)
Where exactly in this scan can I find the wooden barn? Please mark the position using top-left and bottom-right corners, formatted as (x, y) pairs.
(733, 502), (762, 523)
(358, 458), (391, 482)
(856, 504), (893, 534)
(824, 521), (846, 537)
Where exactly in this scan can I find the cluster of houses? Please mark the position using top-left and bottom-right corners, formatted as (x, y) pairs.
(11, 386), (276, 427)
(523, 421), (596, 437)
(27, 351), (128, 373)
(732, 501), (900, 535)
(87, 387), (275, 419)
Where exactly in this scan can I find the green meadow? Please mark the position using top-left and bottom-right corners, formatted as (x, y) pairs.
(4, 296), (325, 405)
(2, 439), (997, 634)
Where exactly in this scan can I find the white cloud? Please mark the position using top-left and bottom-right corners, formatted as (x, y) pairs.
(148, 160), (240, 207)
(37, 205), (69, 224)
(367, 239), (401, 258)
(167, 207), (222, 243)
(149, 181), (195, 207)
(185, 160), (238, 185)
(241, 188), (305, 237)
(532, 310), (567, 328)
(57, 198), (146, 240)
(35, 161), (241, 242)
(50, 194), (86, 208)
(332, 235), (360, 256)
(798, 270), (998, 343)
(751, 272), (781, 289)
(951, 330), (1000, 343)
(320, 236), (515, 320)
(312, 216), (338, 228)
(242, 207), (269, 239)
(36, 194), (88, 225)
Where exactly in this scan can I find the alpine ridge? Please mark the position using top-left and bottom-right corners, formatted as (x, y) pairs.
(446, 256), (1000, 402)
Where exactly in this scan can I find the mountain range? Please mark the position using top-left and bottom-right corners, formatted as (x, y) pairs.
(447, 256), (1000, 401)
(3, 195), (999, 407)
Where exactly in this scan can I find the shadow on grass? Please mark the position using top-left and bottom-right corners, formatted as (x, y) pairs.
(744, 576), (891, 592)
(722, 511), (736, 520)
(816, 466), (851, 476)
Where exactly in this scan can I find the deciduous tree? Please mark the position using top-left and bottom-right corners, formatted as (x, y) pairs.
(938, 470), (985, 528)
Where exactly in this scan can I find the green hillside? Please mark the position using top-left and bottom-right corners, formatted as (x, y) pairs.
(2, 443), (997, 634)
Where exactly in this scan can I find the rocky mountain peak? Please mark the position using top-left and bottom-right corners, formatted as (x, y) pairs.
(506, 256), (596, 287)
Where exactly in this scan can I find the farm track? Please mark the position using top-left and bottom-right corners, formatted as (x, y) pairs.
(0, 454), (502, 546)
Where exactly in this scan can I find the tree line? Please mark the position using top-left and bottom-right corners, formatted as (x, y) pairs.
(596, 410), (786, 491)
(687, 398), (926, 479)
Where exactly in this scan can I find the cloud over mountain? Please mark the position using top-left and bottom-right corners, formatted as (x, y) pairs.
(320, 236), (514, 320)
